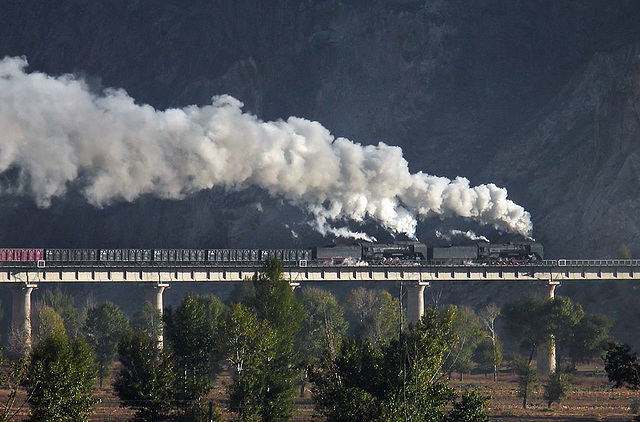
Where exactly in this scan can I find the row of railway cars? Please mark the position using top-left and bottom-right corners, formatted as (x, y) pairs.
(0, 241), (543, 267)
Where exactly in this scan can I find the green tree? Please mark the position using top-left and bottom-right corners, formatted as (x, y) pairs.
(473, 335), (503, 380)
(225, 259), (304, 421)
(84, 301), (131, 388)
(344, 287), (401, 344)
(447, 389), (490, 422)
(512, 356), (537, 409)
(444, 306), (484, 381)
(604, 342), (640, 389)
(543, 370), (572, 408)
(502, 295), (583, 366)
(113, 331), (176, 422)
(224, 304), (281, 421)
(163, 294), (219, 412)
(298, 287), (348, 362)
(40, 288), (82, 338)
(297, 288), (348, 397)
(32, 305), (66, 345)
(309, 307), (489, 422)
(26, 331), (98, 422)
(132, 301), (163, 341)
(567, 313), (612, 369)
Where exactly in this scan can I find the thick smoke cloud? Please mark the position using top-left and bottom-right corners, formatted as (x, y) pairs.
(0, 56), (533, 238)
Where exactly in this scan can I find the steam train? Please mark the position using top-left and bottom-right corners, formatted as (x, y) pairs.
(0, 241), (543, 267)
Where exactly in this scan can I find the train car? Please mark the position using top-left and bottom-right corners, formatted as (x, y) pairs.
(427, 245), (478, 262)
(48, 249), (98, 262)
(311, 244), (362, 265)
(1, 248), (44, 263)
(361, 241), (428, 262)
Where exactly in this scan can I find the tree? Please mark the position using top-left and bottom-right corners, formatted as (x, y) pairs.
(309, 307), (489, 422)
(447, 389), (490, 422)
(132, 301), (163, 341)
(512, 356), (537, 409)
(344, 287), (401, 344)
(113, 331), (176, 422)
(502, 295), (583, 366)
(444, 306), (484, 381)
(604, 342), (640, 389)
(297, 288), (347, 397)
(543, 370), (572, 408)
(163, 294), (219, 412)
(298, 287), (347, 363)
(224, 304), (282, 421)
(478, 303), (502, 381)
(473, 335), (503, 380)
(26, 331), (98, 422)
(32, 305), (66, 345)
(225, 259), (304, 421)
(84, 301), (131, 388)
(40, 288), (82, 338)
(567, 314), (612, 368)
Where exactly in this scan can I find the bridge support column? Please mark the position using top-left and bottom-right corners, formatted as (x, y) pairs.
(537, 280), (560, 375)
(405, 281), (429, 325)
(10, 282), (37, 354)
(144, 282), (169, 347)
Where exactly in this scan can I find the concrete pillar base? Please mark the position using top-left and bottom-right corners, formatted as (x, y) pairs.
(144, 282), (169, 347)
(10, 282), (37, 354)
(405, 281), (429, 325)
(537, 279), (560, 375)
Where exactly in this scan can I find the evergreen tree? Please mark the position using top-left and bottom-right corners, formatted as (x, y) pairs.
(26, 331), (98, 422)
(113, 331), (176, 422)
(163, 294), (218, 411)
(225, 259), (304, 421)
(512, 356), (537, 409)
(309, 307), (489, 422)
(568, 314), (612, 368)
(84, 301), (131, 388)
(543, 370), (572, 408)
(132, 301), (163, 341)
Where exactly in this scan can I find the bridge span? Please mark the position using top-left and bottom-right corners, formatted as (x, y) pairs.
(3, 259), (639, 370)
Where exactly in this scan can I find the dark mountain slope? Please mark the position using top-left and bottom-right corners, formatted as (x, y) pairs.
(1, 1), (640, 256)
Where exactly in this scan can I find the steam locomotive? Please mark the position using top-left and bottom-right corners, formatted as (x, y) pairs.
(0, 241), (543, 267)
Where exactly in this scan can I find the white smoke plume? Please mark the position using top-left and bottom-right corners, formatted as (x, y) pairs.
(0, 56), (533, 238)
(436, 230), (490, 243)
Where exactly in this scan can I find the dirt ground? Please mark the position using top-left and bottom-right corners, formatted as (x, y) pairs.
(1, 366), (637, 421)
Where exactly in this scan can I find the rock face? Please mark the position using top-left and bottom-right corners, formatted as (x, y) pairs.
(1, 0), (640, 257)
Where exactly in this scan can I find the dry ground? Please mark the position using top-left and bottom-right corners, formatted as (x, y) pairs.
(1, 366), (637, 421)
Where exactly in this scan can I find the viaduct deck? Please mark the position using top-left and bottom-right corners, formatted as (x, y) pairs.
(1, 259), (640, 283)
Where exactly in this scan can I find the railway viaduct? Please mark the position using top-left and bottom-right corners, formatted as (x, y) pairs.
(3, 258), (640, 373)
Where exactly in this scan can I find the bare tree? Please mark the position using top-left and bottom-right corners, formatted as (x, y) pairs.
(479, 303), (501, 381)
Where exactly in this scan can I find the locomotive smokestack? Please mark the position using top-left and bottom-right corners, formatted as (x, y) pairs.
(0, 56), (533, 238)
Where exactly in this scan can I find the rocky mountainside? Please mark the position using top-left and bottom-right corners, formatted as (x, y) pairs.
(1, 0), (640, 257)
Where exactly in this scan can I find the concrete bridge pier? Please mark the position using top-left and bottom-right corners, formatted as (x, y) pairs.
(405, 281), (430, 325)
(144, 282), (170, 347)
(10, 282), (37, 353)
(537, 280), (560, 375)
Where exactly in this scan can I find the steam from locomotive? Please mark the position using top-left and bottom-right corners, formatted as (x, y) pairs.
(0, 56), (533, 238)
